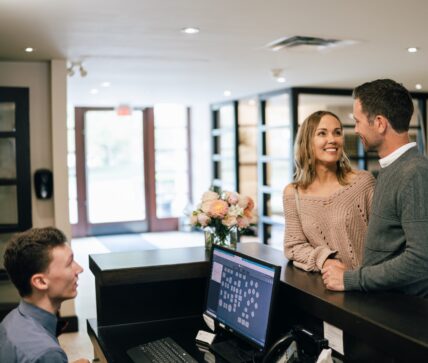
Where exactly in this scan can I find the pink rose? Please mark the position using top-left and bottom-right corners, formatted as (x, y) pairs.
(222, 215), (237, 227)
(197, 213), (211, 227)
(238, 196), (255, 210)
(201, 200), (213, 214)
(244, 207), (253, 219)
(246, 197), (254, 210)
(237, 216), (250, 229)
(227, 192), (239, 205)
(208, 200), (229, 218)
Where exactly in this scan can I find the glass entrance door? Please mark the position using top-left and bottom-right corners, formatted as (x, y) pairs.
(70, 105), (191, 236)
(85, 109), (146, 234)
(73, 108), (147, 235)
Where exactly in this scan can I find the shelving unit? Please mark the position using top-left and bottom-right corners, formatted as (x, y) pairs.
(211, 87), (428, 245)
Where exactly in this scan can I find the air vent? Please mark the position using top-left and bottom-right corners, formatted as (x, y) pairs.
(267, 35), (344, 51)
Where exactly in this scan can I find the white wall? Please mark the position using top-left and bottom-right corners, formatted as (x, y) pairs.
(51, 60), (71, 239)
(190, 103), (212, 205)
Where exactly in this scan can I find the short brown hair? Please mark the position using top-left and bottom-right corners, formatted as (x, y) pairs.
(3, 227), (67, 297)
(353, 79), (414, 133)
(294, 110), (352, 189)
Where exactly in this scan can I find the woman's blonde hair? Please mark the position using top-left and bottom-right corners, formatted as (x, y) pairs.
(293, 110), (352, 189)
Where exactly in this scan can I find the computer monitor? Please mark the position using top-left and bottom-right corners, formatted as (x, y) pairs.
(205, 245), (281, 359)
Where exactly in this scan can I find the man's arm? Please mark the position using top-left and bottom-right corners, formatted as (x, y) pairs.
(35, 349), (68, 363)
(324, 218), (428, 292)
(35, 348), (90, 363)
(345, 219), (428, 292)
(340, 169), (428, 293)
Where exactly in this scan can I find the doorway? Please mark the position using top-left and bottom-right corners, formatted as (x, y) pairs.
(69, 106), (191, 237)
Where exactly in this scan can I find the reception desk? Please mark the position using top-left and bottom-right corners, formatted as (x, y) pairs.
(88, 243), (428, 362)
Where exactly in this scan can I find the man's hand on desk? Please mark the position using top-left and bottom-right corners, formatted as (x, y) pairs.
(322, 262), (346, 291)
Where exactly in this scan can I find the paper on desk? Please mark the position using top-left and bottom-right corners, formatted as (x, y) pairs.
(316, 348), (333, 363)
(203, 313), (215, 331)
(323, 322), (344, 355)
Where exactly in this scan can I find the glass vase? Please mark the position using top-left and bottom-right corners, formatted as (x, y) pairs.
(204, 226), (238, 251)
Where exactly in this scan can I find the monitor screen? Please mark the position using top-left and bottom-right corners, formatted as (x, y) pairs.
(205, 246), (280, 350)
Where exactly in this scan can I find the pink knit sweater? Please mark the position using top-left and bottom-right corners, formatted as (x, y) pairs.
(283, 170), (375, 272)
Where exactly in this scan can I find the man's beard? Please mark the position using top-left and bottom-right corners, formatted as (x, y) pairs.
(361, 137), (379, 153)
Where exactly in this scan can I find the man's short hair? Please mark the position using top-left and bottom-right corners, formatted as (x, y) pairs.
(353, 79), (414, 133)
(3, 227), (67, 297)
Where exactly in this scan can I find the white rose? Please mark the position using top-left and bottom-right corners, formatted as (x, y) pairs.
(202, 191), (219, 202)
(228, 205), (244, 218)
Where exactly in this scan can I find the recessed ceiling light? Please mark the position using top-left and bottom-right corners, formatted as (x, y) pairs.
(276, 77), (286, 83)
(223, 90), (231, 97)
(25, 47), (34, 53)
(101, 82), (111, 87)
(415, 83), (422, 90)
(90, 89), (99, 95)
(407, 47), (419, 53)
(181, 27), (200, 34)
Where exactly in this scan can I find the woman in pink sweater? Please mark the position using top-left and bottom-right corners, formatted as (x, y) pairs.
(283, 110), (375, 272)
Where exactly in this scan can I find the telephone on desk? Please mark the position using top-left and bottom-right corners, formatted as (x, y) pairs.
(263, 326), (329, 363)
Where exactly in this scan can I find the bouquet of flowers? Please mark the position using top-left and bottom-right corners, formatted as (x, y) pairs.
(190, 190), (255, 247)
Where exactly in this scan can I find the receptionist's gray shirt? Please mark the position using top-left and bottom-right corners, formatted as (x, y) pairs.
(0, 300), (68, 363)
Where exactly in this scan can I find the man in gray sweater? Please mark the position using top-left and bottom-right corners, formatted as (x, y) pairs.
(322, 79), (428, 298)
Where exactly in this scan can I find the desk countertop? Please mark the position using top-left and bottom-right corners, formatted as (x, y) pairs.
(89, 242), (428, 360)
(89, 246), (210, 285)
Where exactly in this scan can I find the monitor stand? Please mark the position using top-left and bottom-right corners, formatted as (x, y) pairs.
(210, 337), (258, 363)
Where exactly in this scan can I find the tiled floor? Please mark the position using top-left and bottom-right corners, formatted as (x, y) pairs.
(59, 231), (262, 362)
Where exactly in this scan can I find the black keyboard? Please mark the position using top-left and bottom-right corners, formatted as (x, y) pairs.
(127, 337), (198, 363)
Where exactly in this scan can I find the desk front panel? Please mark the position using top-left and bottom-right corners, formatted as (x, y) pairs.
(89, 243), (428, 361)
(95, 277), (207, 326)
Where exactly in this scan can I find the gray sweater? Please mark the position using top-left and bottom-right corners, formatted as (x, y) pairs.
(344, 147), (428, 298)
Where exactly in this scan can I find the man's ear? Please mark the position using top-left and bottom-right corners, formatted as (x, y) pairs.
(31, 273), (49, 292)
(374, 115), (388, 134)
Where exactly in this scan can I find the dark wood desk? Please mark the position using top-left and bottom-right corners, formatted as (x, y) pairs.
(87, 316), (207, 363)
(88, 243), (428, 362)
(89, 246), (210, 326)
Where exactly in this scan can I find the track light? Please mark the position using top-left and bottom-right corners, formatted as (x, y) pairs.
(67, 61), (88, 77)
(79, 65), (87, 77)
(271, 68), (286, 83)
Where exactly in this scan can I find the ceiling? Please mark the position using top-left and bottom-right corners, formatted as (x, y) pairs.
(1, 0), (427, 107)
